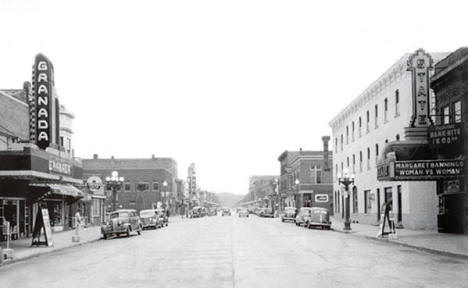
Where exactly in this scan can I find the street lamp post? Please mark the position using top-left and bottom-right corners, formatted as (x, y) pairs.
(105, 171), (125, 211)
(162, 180), (168, 210)
(294, 179), (300, 208)
(337, 168), (355, 231)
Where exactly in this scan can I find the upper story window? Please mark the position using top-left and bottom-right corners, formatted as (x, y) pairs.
(137, 182), (150, 192)
(124, 182), (131, 191)
(352, 154), (356, 173)
(359, 117), (362, 137)
(367, 147), (371, 170)
(443, 105), (450, 124)
(340, 134), (343, 151)
(346, 126), (349, 144)
(454, 101), (462, 123)
(341, 162), (344, 175)
(311, 166), (322, 184)
(375, 143), (379, 165)
(366, 110), (370, 133)
(396, 134), (400, 141)
(346, 156), (350, 168)
(374, 104), (379, 129)
(152, 181), (159, 192)
(335, 164), (338, 181)
(351, 121), (355, 142)
(395, 90), (400, 117)
(384, 98), (388, 122)
(359, 151), (363, 172)
(335, 137), (338, 153)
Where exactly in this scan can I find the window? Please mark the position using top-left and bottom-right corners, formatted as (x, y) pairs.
(359, 117), (362, 137)
(335, 164), (338, 181)
(367, 147), (371, 170)
(346, 157), (350, 168)
(60, 136), (64, 147)
(335, 137), (338, 153)
(341, 162), (343, 174)
(396, 134), (400, 141)
(352, 154), (356, 173)
(364, 190), (372, 213)
(311, 166), (322, 184)
(137, 182), (150, 192)
(124, 182), (131, 191)
(352, 187), (358, 213)
(374, 104), (379, 129)
(454, 101), (462, 123)
(395, 89), (400, 117)
(152, 181), (159, 192)
(351, 121), (355, 141)
(443, 105), (450, 124)
(359, 151), (363, 172)
(340, 134), (343, 151)
(375, 143), (379, 165)
(385, 187), (393, 206)
(366, 110), (370, 133)
(346, 126), (349, 144)
(384, 98), (388, 122)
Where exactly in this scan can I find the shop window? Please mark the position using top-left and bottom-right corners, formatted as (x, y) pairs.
(364, 190), (372, 213)
(124, 182), (131, 191)
(152, 181), (159, 192)
(384, 98), (388, 122)
(395, 89), (400, 117)
(454, 101), (461, 123)
(137, 182), (150, 192)
(366, 110), (370, 133)
(374, 104), (379, 129)
(443, 105), (450, 124)
(351, 121), (355, 142)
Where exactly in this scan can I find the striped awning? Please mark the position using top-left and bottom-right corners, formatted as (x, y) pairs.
(30, 183), (85, 199)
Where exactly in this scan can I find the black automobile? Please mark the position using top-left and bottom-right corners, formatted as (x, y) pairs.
(306, 207), (331, 230)
(221, 207), (231, 216)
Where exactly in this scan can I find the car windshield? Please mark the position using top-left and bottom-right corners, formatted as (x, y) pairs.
(140, 211), (155, 217)
(110, 212), (129, 219)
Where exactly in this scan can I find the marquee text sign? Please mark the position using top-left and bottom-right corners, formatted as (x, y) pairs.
(33, 54), (53, 150)
(394, 160), (464, 179)
(49, 157), (72, 176)
(407, 49), (434, 127)
(428, 123), (463, 149)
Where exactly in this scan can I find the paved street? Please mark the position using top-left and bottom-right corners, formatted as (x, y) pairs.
(1, 215), (468, 288)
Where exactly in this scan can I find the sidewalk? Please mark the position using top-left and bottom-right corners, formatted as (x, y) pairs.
(331, 217), (468, 258)
(1, 226), (102, 266)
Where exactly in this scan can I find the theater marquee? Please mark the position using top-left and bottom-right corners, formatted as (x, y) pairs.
(378, 159), (464, 181)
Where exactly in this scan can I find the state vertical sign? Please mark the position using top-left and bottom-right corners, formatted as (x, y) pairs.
(33, 54), (53, 150)
(407, 49), (434, 128)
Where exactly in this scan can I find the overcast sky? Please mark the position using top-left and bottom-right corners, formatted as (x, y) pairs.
(0, 0), (467, 195)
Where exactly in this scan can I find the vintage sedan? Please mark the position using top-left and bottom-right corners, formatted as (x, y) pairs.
(306, 207), (331, 230)
(139, 209), (162, 229)
(238, 208), (249, 217)
(221, 207), (231, 216)
(101, 209), (143, 239)
(295, 207), (314, 227)
(281, 207), (297, 222)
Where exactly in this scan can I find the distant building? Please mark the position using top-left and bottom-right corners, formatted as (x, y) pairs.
(277, 136), (333, 212)
(82, 155), (178, 214)
(247, 175), (277, 202)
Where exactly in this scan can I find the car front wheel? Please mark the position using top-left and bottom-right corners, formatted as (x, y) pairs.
(126, 227), (131, 237)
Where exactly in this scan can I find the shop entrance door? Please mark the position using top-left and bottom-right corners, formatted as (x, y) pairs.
(438, 193), (464, 233)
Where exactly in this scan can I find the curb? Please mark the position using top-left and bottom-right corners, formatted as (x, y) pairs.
(331, 227), (468, 259)
(0, 237), (102, 268)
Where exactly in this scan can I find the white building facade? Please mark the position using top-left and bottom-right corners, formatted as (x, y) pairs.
(329, 52), (448, 230)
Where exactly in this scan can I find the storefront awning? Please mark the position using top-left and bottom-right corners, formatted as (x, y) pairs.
(29, 183), (85, 199)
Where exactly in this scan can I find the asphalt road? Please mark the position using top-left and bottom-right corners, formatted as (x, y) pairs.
(1, 214), (467, 288)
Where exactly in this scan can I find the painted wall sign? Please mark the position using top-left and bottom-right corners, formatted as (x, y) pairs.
(315, 194), (329, 203)
(33, 54), (53, 149)
(395, 160), (464, 179)
(407, 49), (434, 127)
(429, 123), (463, 148)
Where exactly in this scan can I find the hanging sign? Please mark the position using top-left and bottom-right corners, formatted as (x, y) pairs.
(428, 123), (463, 149)
(33, 54), (53, 150)
(315, 194), (329, 203)
(407, 49), (434, 127)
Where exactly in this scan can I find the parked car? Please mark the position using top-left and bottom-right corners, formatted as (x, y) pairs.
(281, 207), (297, 222)
(101, 209), (143, 239)
(190, 206), (202, 218)
(295, 207), (314, 227)
(139, 209), (161, 229)
(200, 207), (207, 217)
(261, 207), (274, 218)
(306, 207), (331, 230)
(221, 207), (231, 216)
(155, 208), (169, 226)
(238, 208), (249, 218)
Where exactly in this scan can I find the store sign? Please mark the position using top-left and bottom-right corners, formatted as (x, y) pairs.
(407, 49), (433, 127)
(395, 160), (464, 179)
(429, 123), (463, 148)
(49, 157), (72, 176)
(34, 54), (53, 150)
(87, 176), (104, 195)
(315, 194), (329, 203)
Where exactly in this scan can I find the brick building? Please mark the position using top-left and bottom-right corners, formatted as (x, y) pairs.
(82, 155), (179, 214)
(277, 136), (333, 213)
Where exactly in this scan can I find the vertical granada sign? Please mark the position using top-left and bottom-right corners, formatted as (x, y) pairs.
(33, 54), (52, 149)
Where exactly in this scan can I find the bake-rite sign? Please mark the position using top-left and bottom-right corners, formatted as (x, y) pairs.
(34, 55), (52, 149)
(407, 49), (434, 127)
